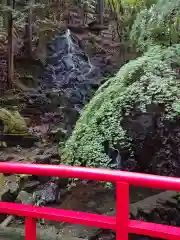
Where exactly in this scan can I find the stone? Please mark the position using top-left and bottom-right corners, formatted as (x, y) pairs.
(166, 198), (178, 208)
(34, 182), (60, 204)
(50, 158), (60, 165)
(2, 135), (39, 148)
(34, 154), (53, 183)
(138, 206), (152, 216)
(86, 200), (96, 209)
(0, 225), (88, 240)
(43, 145), (58, 158)
(24, 117), (31, 126)
(0, 153), (19, 162)
(48, 127), (68, 142)
(21, 180), (40, 192)
(56, 177), (69, 188)
(35, 175), (51, 184)
(60, 224), (99, 239)
(0, 108), (28, 135)
(156, 207), (166, 216)
(16, 191), (33, 205)
(1, 181), (19, 202)
(88, 191), (177, 240)
(35, 154), (51, 164)
(89, 230), (115, 240)
(157, 198), (166, 205)
(166, 208), (178, 220)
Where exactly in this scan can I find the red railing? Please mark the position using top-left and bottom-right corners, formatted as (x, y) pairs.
(0, 162), (180, 240)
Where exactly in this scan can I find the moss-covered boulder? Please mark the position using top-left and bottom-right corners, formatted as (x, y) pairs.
(60, 44), (180, 175)
(0, 108), (28, 135)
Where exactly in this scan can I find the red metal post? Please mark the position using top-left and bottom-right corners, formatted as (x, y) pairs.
(25, 217), (36, 240)
(116, 182), (129, 240)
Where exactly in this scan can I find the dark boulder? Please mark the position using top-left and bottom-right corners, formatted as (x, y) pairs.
(33, 182), (60, 205)
(1, 181), (19, 202)
(16, 190), (33, 205)
(122, 107), (180, 176)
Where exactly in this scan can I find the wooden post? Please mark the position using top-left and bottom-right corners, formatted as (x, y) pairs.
(7, 0), (14, 89)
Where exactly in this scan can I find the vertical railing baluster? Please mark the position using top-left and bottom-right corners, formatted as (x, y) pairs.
(25, 217), (36, 240)
(116, 182), (129, 240)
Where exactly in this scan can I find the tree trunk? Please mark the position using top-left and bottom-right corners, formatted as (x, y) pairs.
(2, 0), (8, 29)
(27, 0), (33, 58)
(98, 0), (104, 25)
(7, 0), (14, 89)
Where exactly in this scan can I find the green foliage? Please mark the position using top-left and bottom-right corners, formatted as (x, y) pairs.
(60, 44), (180, 168)
(106, 0), (179, 47)
(0, 1), (65, 43)
(130, 0), (180, 51)
(105, 0), (156, 40)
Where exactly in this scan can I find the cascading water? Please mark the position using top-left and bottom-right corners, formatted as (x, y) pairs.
(22, 28), (112, 128)
(43, 29), (102, 111)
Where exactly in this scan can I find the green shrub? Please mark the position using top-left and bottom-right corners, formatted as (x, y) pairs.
(60, 45), (180, 168)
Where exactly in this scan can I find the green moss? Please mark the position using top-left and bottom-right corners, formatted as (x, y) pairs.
(0, 108), (28, 135)
(59, 45), (180, 168)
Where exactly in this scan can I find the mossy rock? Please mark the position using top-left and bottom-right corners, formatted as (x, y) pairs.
(60, 44), (180, 173)
(0, 108), (28, 135)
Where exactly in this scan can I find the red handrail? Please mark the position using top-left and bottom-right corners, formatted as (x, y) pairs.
(0, 162), (180, 240)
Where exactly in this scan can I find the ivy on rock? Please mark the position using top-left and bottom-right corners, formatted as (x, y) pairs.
(60, 44), (180, 169)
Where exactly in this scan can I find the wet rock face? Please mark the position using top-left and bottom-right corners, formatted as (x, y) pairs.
(110, 105), (180, 177)
(147, 120), (180, 176)
(43, 29), (102, 111)
(21, 30), (105, 138)
(33, 182), (60, 205)
(20, 29), (118, 139)
(122, 111), (158, 172)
